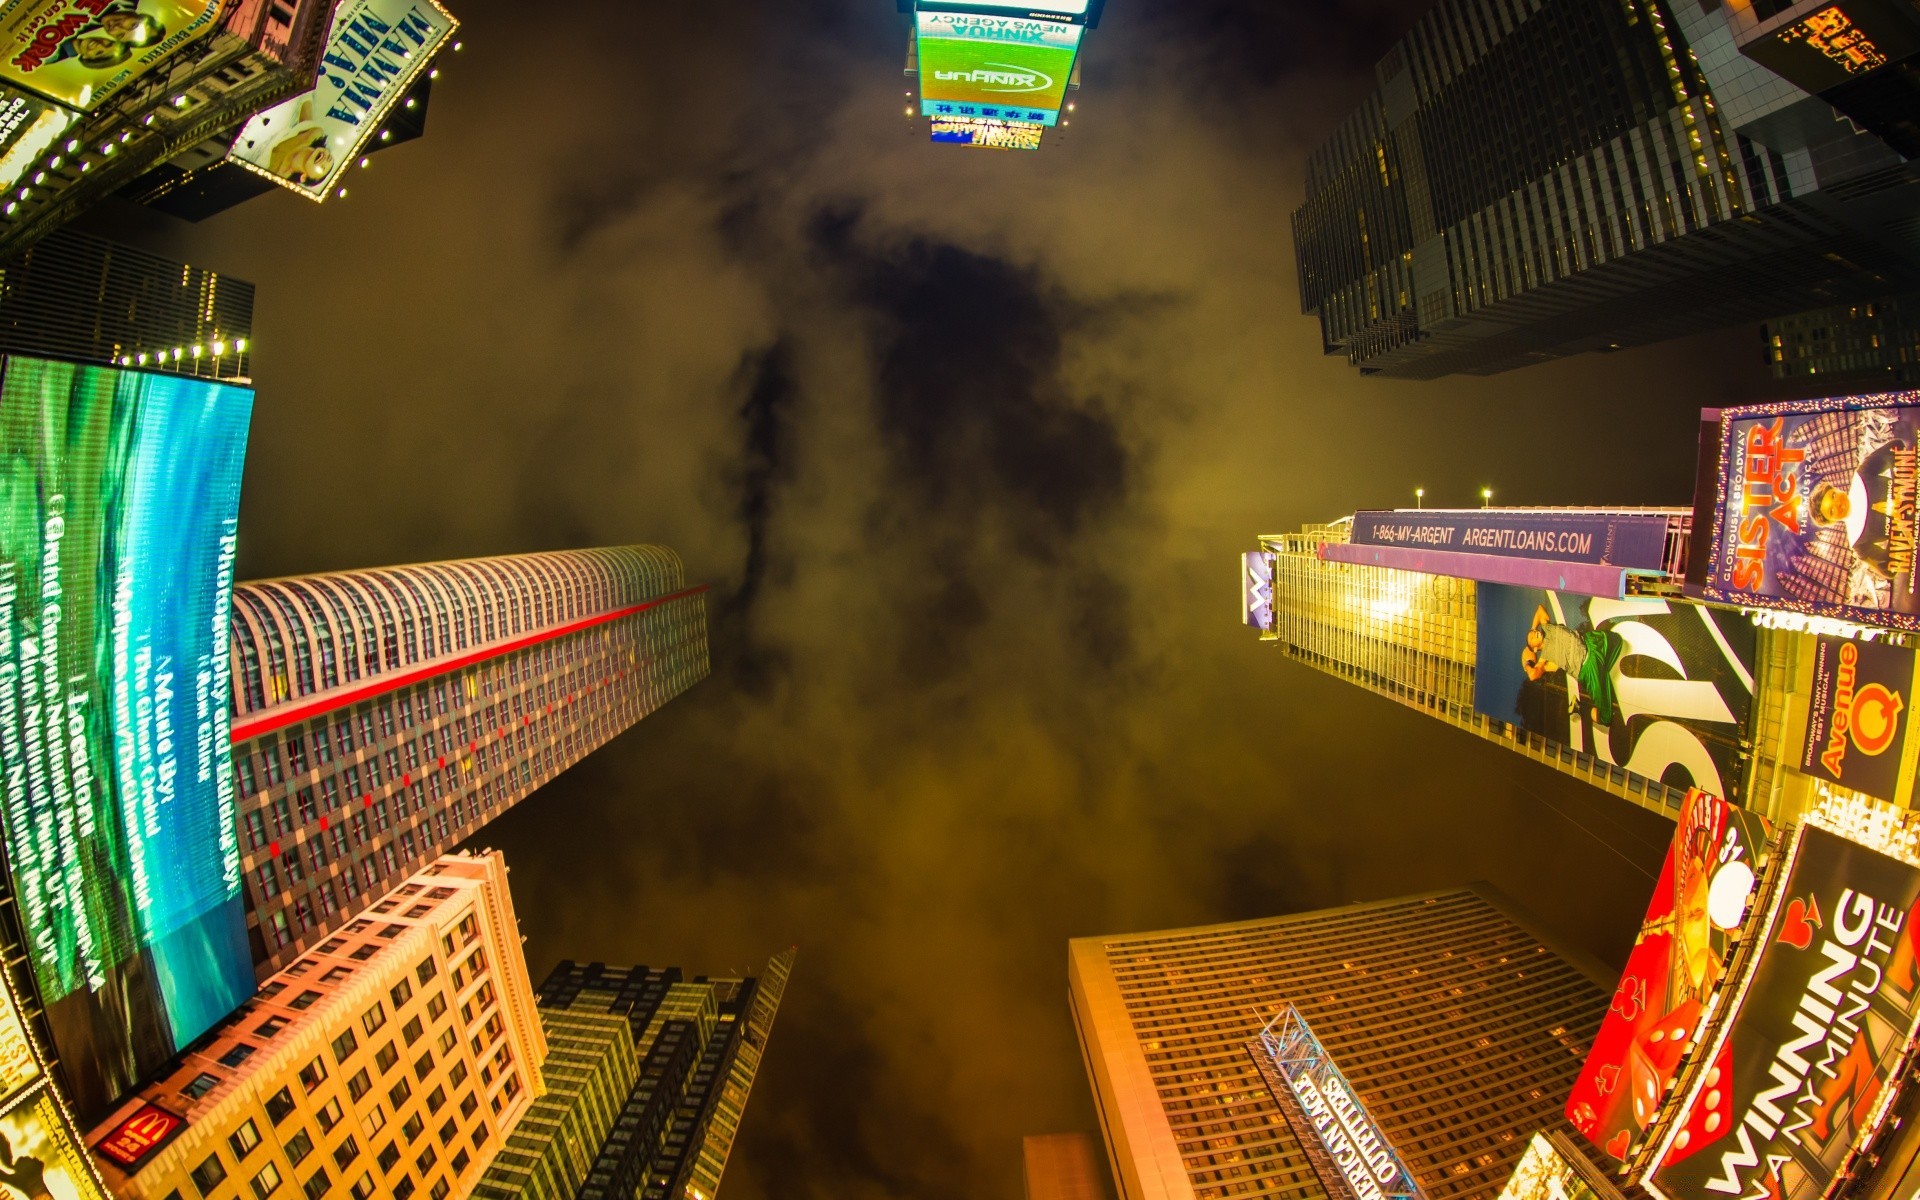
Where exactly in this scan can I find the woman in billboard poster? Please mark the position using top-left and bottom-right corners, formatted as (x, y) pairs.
(258, 99), (334, 187)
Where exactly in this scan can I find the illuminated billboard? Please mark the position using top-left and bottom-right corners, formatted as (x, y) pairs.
(0, 85), (75, 191)
(1694, 393), (1920, 631)
(0, 1088), (108, 1200)
(1800, 635), (1917, 803)
(1248, 1007), (1423, 1200)
(917, 0), (1091, 15)
(1741, 2), (1917, 93)
(1497, 1133), (1623, 1200)
(1473, 584), (1758, 800)
(916, 12), (1081, 127)
(929, 115), (1043, 149)
(1349, 511), (1671, 570)
(0, 357), (254, 1121)
(1645, 823), (1920, 1200)
(1567, 789), (1773, 1164)
(0, 0), (220, 113)
(229, 0), (456, 201)
(1244, 550), (1274, 632)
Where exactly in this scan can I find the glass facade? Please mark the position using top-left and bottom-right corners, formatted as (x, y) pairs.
(473, 1007), (638, 1200)
(1293, 0), (1920, 379)
(229, 547), (710, 976)
(1070, 890), (1611, 1200)
(537, 949), (795, 1200)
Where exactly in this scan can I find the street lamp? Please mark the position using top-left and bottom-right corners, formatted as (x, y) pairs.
(1415, 488), (1425, 509)
(1481, 487), (1493, 508)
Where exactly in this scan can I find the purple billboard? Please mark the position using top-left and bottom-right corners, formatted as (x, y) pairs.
(1695, 393), (1920, 629)
(1349, 510), (1673, 569)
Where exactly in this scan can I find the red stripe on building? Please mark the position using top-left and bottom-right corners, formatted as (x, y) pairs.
(230, 585), (708, 744)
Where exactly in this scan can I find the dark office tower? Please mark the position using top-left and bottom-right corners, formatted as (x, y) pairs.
(0, 227), (253, 380)
(227, 547), (709, 975)
(536, 949), (796, 1200)
(1071, 888), (1612, 1200)
(1763, 290), (1920, 390)
(1294, 0), (1920, 379)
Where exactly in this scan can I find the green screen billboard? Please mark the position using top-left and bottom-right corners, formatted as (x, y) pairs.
(917, 12), (1081, 126)
(0, 357), (253, 1121)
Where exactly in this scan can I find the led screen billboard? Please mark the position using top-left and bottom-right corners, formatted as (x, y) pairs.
(916, 12), (1080, 127)
(0, 357), (253, 1121)
(1567, 789), (1772, 1164)
(1696, 393), (1920, 630)
(929, 115), (1042, 149)
(1800, 635), (1918, 803)
(1645, 824), (1920, 1200)
(1741, 2), (1918, 94)
(229, 0), (455, 201)
(1474, 585), (1758, 799)
(0, 0), (220, 113)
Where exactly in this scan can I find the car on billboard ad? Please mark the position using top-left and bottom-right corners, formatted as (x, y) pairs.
(1799, 634), (1918, 804)
(929, 115), (1043, 149)
(0, 357), (254, 1122)
(0, 0), (220, 113)
(916, 12), (1081, 127)
(229, 0), (456, 201)
(1644, 823), (1920, 1200)
(1474, 584), (1758, 800)
(1567, 789), (1773, 1165)
(1695, 393), (1920, 631)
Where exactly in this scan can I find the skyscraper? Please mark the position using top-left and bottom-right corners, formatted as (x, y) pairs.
(87, 851), (547, 1200)
(535, 949), (796, 1200)
(1069, 888), (1613, 1200)
(473, 1007), (639, 1200)
(227, 546), (710, 975)
(1025, 1133), (1120, 1200)
(1293, 0), (1920, 379)
(1763, 291), (1920, 391)
(0, 227), (254, 380)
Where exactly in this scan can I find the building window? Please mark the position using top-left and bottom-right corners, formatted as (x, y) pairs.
(266, 1087), (296, 1124)
(347, 1069), (372, 1102)
(331, 1029), (357, 1064)
(229, 1118), (262, 1160)
(301, 1169), (330, 1200)
(284, 1130), (313, 1167)
(402, 1017), (424, 1047)
(190, 1155), (228, 1194)
(375, 1043), (400, 1073)
(255, 1015), (290, 1040)
(219, 1043), (256, 1070)
(388, 1078), (411, 1110)
(183, 1072), (220, 1100)
(298, 1056), (327, 1093)
(376, 1143), (400, 1172)
(316, 1098), (343, 1134)
(332, 1136), (360, 1173)
(361, 1003), (387, 1035)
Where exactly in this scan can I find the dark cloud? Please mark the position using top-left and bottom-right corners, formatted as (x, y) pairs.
(86, 0), (1794, 1195)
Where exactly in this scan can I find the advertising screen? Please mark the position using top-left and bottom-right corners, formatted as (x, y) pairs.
(1349, 511), (1672, 572)
(0, 1088), (107, 1199)
(917, 0), (1091, 15)
(1800, 635), (1918, 803)
(1474, 585), (1758, 799)
(1244, 550), (1274, 632)
(1645, 824), (1920, 1200)
(228, 0), (456, 201)
(0, 0), (219, 113)
(916, 12), (1081, 127)
(0, 85), (75, 191)
(1742, 2), (1918, 94)
(1567, 789), (1773, 1164)
(1497, 1133), (1620, 1200)
(1697, 394), (1920, 630)
(929, 115), (1043, 149)
(0, 357), (253, 1121)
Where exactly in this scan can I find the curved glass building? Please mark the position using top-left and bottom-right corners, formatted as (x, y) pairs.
(226, 546), (709, 976)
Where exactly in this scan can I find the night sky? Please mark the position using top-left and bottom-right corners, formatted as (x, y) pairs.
(87, 1), (1804, 1194)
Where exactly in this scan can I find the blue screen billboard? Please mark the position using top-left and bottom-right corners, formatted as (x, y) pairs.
(0, 358), (253, 1120)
